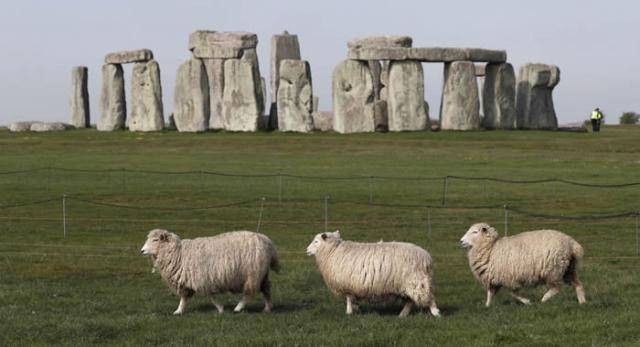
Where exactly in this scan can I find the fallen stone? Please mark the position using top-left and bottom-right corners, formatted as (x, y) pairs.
(387, 61), (428, 131)
(313, 111), (333, 131)
(9, 121), (41, 132)
(30, 122), (69, 132)
(516, 63), (560, 130)
(277, 60), (314, 132)
(332, 60), (375, 133)
(129, 60), (164, 132)
(98, 64), (126, 131)
(222, 59), (261, 131)
(69, 66), (90, 128)
(347, 36), (413, 49)
(189, 30), (257, 59)
(440, 61), (480, 130)
(482, 63), (516, 129)
(270, 32), (301, 105)
(105, 49), (153, 64)
(202, 59), (225, 129)
(174, 58), (210, 132)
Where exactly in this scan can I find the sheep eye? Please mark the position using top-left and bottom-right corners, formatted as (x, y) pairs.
(152, 238), (159, 242)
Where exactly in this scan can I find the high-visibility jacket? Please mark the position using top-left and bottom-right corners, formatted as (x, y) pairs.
(591, 110), (603, 120)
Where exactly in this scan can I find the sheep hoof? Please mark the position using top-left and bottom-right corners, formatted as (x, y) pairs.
(431, 309), (441, 317)
(521, 299), (531, 305)
(173, 310), (183, 315)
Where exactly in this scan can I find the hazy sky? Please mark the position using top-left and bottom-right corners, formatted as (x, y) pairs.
(0, 0), (638, 125)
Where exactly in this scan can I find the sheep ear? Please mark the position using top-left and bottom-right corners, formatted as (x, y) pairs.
(321, 233), (327, 240)
(159, 232), (168, 241)
(480, 226), (488, 233)
(334, 230), (341, 238)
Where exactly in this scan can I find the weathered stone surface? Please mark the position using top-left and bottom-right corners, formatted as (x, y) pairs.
(105, 49), (153, 64)
(277, 60), (314, 132)
(70, 66), (90, 128)
(98, 64), (126, 131)
(516, 63), (560, 130)
(474, 64), (486, 77)
(31, 122), (69, 132)
(387, 61), (428, 131)
(222, 59), (261, 131)
(313, 111), (333, 131)
(349, 47), (409, 61)
(189, 31), (257, 59)
(482, 63), (516, 129)
(241, 48), (265, 115)
(349, 47), (507, 63)
(270, 32), (301, 105)
(409, 47), (468, 62)
(174, 58), (210, 132)
(202, 59), (225, 129)
(129, 60), (164, 132)
(9, 121), (41, 132)
(332, 60), (375, 133)
(347, 36), (413, 49)
(440, 61), (480, 130)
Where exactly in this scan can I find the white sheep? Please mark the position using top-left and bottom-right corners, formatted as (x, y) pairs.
(140, 229), (280, 315)
(460, 223), (586, 306)
(306, 230), (440, 317)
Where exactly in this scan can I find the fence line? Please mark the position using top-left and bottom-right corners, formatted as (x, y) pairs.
(2, 167), (640, 188)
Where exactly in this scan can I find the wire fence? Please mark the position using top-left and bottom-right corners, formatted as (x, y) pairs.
(1, 167), (639, 257)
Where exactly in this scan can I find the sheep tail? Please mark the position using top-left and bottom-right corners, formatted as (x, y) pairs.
(270, 252), (281, 274)
(571, 240), (584, 259)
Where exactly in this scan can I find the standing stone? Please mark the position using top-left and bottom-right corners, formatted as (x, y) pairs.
(313, 111), (333, 131)
(332, 60), (375, 133)
(98, 64), (126, 131)
(380, 62), (390, 101)
(374, 100), (388, 132)
(270, 32), (301, 104)
(70, 66), (90, 128)
(440, 61), (480, 130)
(241, 48), (265, 115)
(482, 63), (516, 129)
(129, 60), (164, 132)
(387, 61), (428, 131)
(222, 59), (261, 131)
(277, 60), (313, 132)
(312, 96), (319, 113)
(269, 31), (301, 130)
(174, 58), (210, 132)
(202, 59), (225, 129)
(516, 63), (560, 130)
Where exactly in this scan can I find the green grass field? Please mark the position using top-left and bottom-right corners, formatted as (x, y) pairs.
(1, 126), (639, 346)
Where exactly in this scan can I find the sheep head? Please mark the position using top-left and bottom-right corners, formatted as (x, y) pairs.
(306, 230), (341, 256)
(140, 229), (181, 256)
(460, 223), (498, 249)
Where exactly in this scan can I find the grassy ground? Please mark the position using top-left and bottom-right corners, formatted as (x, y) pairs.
(1, 126), (639, 346)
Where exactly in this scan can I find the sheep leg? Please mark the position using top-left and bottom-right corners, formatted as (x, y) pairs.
(574, 279), (586, 304)
(233, 294), (252, 313)
(429, 300), (441, 317)
(345, 295), (358, 315)
(210, 297), (224, 314)
(260, 275), (273, 313)
(510, 291), (531, 305)
(485, 286), (499, 307)
(399, 301), (413, 317)
(541, 285), (561, 303)
(173, 296), (188, 315)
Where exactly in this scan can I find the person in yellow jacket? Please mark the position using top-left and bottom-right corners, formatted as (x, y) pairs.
(591, 108), (604, 132)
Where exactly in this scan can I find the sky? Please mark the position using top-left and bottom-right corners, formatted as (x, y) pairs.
(0, 0), (638, 125)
